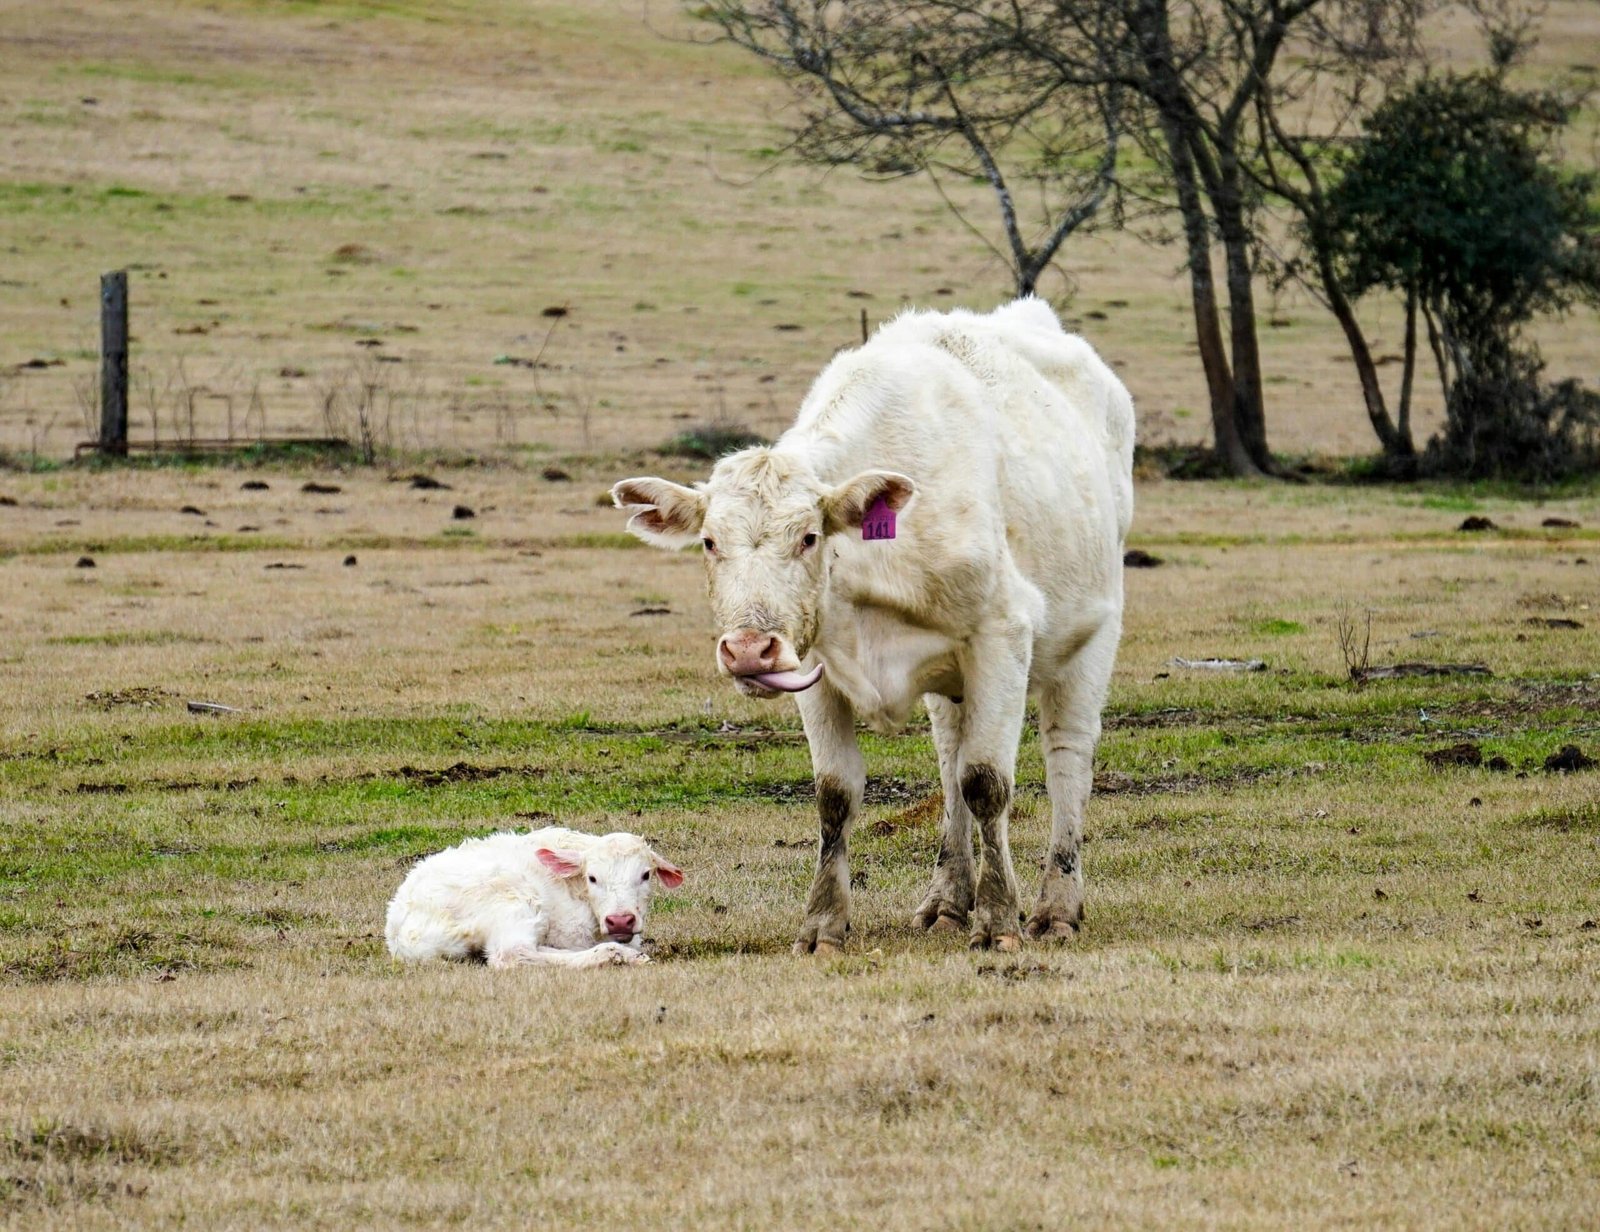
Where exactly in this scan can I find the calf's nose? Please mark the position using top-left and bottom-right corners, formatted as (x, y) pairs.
(719, 629), (781, 675)
(605, 912), (638, 935)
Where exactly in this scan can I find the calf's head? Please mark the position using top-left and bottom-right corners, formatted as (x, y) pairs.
(613, 448), (914, 697)
(536, 832), (684, 945)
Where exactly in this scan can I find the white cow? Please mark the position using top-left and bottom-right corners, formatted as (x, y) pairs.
(614, 298), (1132, 953)
(386, 827), (684, 968)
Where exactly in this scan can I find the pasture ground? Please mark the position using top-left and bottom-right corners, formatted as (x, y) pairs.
(2, 465), (1598, 1228)
(3, 1), (1599, 1227)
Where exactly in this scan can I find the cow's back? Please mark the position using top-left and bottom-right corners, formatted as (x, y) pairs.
(785, 299), (1131, 659)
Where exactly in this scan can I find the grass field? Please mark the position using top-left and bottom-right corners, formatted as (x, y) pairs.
(4, 1), (1600, 1228)
(3, 465), (1599, 1228)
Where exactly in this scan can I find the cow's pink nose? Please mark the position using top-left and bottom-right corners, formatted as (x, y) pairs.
(605, 913), (637, 936)
(719, 629), (781, 675)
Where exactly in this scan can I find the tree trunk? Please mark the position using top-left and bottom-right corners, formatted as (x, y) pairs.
(1205, 146), (1274, 475)
(1316, 243), (1411, 459)
(1176, 158), (1254, 476)
(1133, 0), (1258, 478)
(1218, 213), (1271, 473)
(1398, 284), (1418, 451)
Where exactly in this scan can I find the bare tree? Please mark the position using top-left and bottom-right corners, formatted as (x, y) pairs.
(700, 0), (1437, 478)
(698, 1), (1123, 297)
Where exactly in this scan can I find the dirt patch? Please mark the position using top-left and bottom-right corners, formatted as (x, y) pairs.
(1444, 679), (1600, 724)
(1091, 765), (1287, 795)
(84, 687), (175, 709)
(70, 776), (260, 795)
(976, 962), (1071, 982)
(1543, 744), (1596, 772)
(870, 792), (942, 836)
(1106, 707), (1205, 730)
(749, 776), (936, 807)
(389, 762), (545, 787)
(1243, 914), (1302, 932)
(1355, 662), (1493, 683)
(1424, 742), (1484, 768)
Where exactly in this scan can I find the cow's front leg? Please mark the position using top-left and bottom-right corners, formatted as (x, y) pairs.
(794, 679), (864, 956)
(913, 694), (974, 932)
(960, 621), (1031, 952)
(1028, 641), (1114, 939)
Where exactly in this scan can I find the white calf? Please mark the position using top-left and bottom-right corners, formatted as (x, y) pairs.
(385, 826), (684, 969)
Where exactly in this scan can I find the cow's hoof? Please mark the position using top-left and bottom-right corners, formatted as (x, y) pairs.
(1024, 915), (1080, 941)
(912, 899), (969, 932)
(793, 935), (844, 956)
(968, 930), (1022, 952)
(1024, 903), (1083, 940)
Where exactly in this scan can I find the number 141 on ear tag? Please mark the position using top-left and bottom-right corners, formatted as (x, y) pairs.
(861, 494), (897, 541)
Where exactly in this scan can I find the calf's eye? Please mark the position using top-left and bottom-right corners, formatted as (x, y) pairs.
(702, 537), (716, 554)
(587, 875), (597, 885)
(640, 871), (650, 882)
(801, 532), (818, 550)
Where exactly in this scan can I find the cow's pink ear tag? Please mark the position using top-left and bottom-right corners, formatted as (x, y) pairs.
(861, 493), (897, 541)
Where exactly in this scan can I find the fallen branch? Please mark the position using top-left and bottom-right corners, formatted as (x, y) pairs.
(1168, 657), (1267, 672)
(1354, 662), (1492, 682)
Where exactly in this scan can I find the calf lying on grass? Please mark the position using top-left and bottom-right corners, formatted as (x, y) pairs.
(385, 827), (684, 969)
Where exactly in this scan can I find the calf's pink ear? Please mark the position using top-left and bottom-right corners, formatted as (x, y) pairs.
(535, 848), (584, 878)
(651, 856), (685, 889)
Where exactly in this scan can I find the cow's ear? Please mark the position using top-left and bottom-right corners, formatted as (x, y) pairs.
(823, 470), (916, 535)
(649, 851), (685, 889)
(612, 477), (707, 550)
(535, 848), (584, 878)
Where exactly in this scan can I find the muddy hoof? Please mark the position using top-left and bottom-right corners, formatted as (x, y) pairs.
(1025, 911), (1082, 940)
(793, 936), (843, 956)
(913, 894), (972, 931)
(968, 930), (1022, 952)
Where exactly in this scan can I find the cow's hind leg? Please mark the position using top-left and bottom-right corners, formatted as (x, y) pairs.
(912, 694), (974, 932)
(793, 680), (865, 956)
(1027, 626), (1117, 939)
(959, 621), (1031, 952)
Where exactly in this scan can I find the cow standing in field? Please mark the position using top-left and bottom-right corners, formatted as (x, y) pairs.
(614, 299), (1134, 953)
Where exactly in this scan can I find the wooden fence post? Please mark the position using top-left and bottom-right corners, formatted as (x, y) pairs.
(99, 270), (129, 455)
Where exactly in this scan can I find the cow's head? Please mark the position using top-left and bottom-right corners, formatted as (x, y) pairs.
(613, 448), (915, 697)
(535, 832), (684, 947)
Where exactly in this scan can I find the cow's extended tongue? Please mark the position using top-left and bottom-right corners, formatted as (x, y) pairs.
(747, 664), (824, 693)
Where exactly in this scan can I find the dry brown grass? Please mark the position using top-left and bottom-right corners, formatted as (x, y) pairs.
(3, 467), (1600, 1227)
(1, 0), (1596, 464)
(3, 3), (1600, 1227)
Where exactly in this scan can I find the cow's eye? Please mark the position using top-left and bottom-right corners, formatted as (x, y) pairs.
(641, 871), (650, 882)
(587, 875), (597, 885)
(801, 532), (818, 550)
(702, 537), (716, 554)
